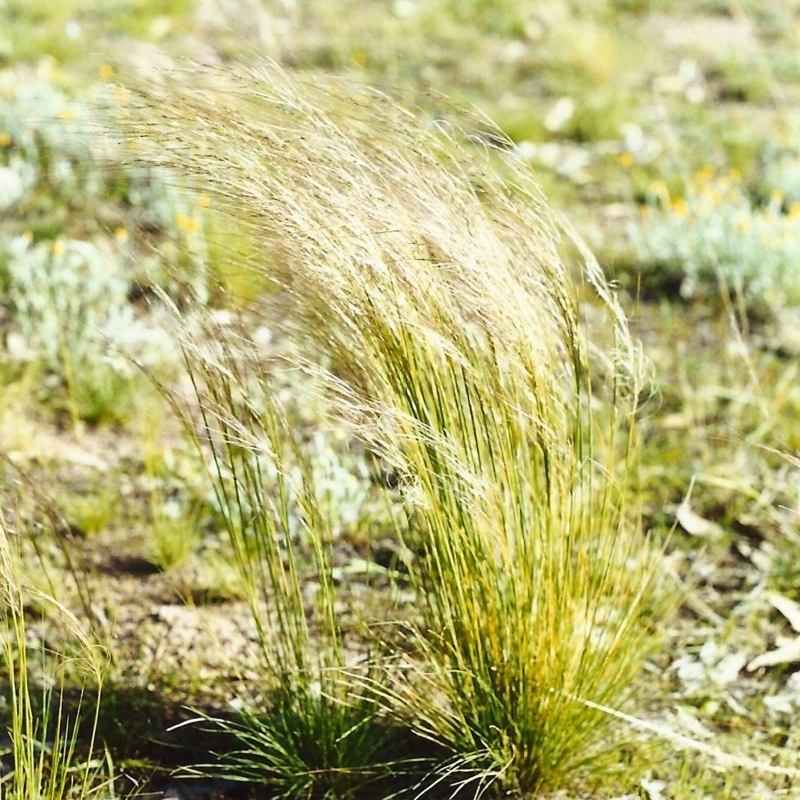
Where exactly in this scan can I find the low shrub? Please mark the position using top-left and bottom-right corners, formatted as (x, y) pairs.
(630, 165), (800, 311)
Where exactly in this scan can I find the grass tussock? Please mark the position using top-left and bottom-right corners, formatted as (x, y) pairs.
(115, 57), (669, 796)
(160, 315), (404, 800)
(0, 474), (110, 800)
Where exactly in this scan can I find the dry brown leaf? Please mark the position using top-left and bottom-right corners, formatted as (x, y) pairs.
(764, 590), (800, 633)
(580, 698), (800, 776)
(747, 637), (800, 671)
(675, 705), (715, 739)
(710, 652), (748, 686)
(675, 499), (725, 539)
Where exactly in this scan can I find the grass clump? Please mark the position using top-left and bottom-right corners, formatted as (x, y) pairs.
(158, 312), (406, 799)
(0, 476), (111, 800)
(119, 58), (668, 796)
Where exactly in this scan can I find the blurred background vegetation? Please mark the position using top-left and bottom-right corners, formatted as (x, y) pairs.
(1, 1), (800, 798)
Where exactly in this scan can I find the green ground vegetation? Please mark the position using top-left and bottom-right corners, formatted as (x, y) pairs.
(1, 1), (800, 799)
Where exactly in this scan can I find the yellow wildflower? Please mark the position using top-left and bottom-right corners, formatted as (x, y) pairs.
(671, 197), (688, 217)
(694, 165), (715, 184)
(618, 152), (634, 168)
(175, 212), (199, 234)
